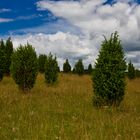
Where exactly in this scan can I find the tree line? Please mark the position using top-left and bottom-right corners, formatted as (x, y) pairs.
(38, 55), (93, 75)
(0, 32), (139, 107)
(0, 37), (13, 80)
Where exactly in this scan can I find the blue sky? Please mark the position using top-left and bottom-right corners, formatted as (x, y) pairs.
(0, 0), (54, 35)
(0, 0), (82, 35)
(1, 0), (140, 68)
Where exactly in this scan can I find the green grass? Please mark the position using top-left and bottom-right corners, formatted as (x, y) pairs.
(0, 74), (140, 140)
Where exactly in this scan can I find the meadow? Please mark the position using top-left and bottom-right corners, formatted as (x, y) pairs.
(0, 73), (140, 140)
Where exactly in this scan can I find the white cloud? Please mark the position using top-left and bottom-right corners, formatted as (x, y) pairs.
(0, 8), (13, 23)
(0, 8), (11, 13)
(35, 0), (140, 69)
(7, 0), (140, 69)
(11, 32), (98, 69)
(10, 19), (82, 35)
(37, 1), (134, 35)
(113, 0), (136, 3)
(0, 18), (13, 23)
(16, 14), (39, 20)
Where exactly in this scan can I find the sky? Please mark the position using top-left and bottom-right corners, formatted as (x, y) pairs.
(1, 0), (140, 69)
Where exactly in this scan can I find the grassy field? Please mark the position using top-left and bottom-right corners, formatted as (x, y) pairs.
(0, 74), (140, 140)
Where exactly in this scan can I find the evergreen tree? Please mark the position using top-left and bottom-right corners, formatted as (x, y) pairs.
(0, 69), (3, 81)
(74, 59), (84, 75)
(0, 40), (6, 81)
(92, 32), (126, 107)
(88, 64), (93, 74)
(45, 53), (58, 84)
(0, 49), (4, 81)
(127, 61), (136, 79)
(38, 54), (47, 73)
(0, 39), (5, 50)
(57, 66), (60, 73)
(63, 59), (71, 73)
(11, 44), (38, 92)
(135, 69), (140, 78)
(72, 68), (76, 74)
(5, 37), (13, 75)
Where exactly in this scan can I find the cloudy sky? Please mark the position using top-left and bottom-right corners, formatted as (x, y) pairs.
(0, 0), (140, 69)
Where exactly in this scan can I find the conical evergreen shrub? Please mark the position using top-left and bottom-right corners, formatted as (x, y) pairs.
(45, 53), (58, 84)
(88, 64), (93, 74)
(92, 32), (126, 107)
(63, 59), (71, 73)
(11, 43), (38, 92)
(74, 59), (84, 76)
(38, 54), (47, 73)
(127, 61), (136, 79)
(0, 40), (6, 81)
(0, 50), (4, 81)
(5, 37), (13, 75)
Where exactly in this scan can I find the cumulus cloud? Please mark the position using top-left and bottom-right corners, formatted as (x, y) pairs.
(36, 0), (135, 35)
(113, 0), (137, 3)
(7, 0), (140, 69)
(35, 0), (140, 69)
(11, 32), (98, 69)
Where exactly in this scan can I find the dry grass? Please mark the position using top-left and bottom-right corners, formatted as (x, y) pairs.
(0, 74), (140, 140)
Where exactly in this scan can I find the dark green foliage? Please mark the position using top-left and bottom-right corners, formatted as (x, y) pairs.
(0, 38), (13, 76)
(63, 59), (71, 73)
(74, 59), (84, 75)
(4, 37), (13, 75)
(57, 66), (60, 72)
(45, 53), (58, 84)
(10, 44), (38, 92)
(0, 40), (6, 81)
(0, 49), (4, 81)
(38, 54), (47, 73)
(127, 61), (136, 79)
(135, 69), (140, 77)
(0, 40), (6, 77)
(92, 32), (126, 107)
(0, 39), (5, 50)
(0, 70), (3, 81)
(72, 68), (76, 74)
(88, 64), (93, 74)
